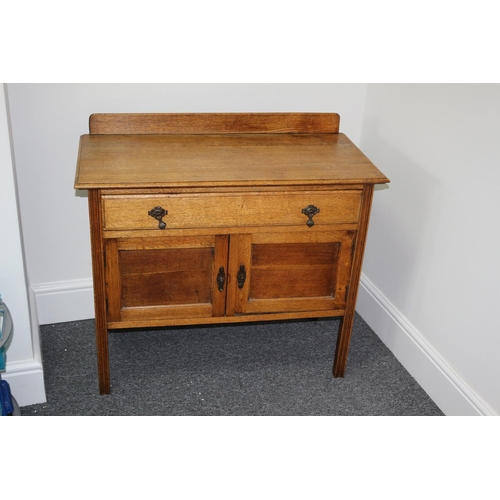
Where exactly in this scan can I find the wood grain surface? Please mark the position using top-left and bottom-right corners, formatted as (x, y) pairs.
(89, 112), (340, 135)
(75, 133), (389, 189)
(102, 190), (362, 230)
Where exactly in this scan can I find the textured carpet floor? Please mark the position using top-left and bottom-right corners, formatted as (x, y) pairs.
(21, 313), (444, 416)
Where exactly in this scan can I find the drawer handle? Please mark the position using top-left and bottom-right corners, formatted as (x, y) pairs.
(237, 265), (247, 289)
(216, 266), (226, 292)
(148, 206), (168, 229)
(302, 204), (320, 227)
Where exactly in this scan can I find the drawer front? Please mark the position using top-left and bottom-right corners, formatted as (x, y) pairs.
(102, 190), (362, 231)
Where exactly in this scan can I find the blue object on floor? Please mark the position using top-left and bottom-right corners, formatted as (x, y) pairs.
(0, 295), (19, 416)
(0, 380), (14, 416)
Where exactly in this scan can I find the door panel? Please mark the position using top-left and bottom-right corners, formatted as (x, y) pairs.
(106, 230), (356, 323)
(249, 242), (340, 299)
(227, 231), (356, 315)
(105, 234), (228, 324)
(120, 248), (213, 307)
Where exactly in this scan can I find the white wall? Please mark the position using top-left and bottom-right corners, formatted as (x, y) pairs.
(0, 85), (46, 406)
(356, 84), (500, 415)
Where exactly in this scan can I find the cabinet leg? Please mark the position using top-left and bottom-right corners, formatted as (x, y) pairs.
(88, 189), (111, 394)
(96, 319), (111, 394)
(333, 184), (374, 378)
(333, 316), (353, 377)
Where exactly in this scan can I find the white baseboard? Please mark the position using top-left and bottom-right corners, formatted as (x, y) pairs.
(356, 274), (497, 416)
(2, 359), (46, 407)
(31, 278), (94, 324)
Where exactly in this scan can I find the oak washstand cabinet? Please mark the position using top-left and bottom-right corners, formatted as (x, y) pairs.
(74, 113), (389, 394)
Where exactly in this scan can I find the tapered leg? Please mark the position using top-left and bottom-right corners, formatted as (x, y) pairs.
(332, 184), (374, 377)
(333, 316), (354, 377)
(88, 190), (111, 394)
(94, 302), (110, 394)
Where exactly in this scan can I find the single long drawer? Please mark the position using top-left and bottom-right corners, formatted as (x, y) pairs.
(102, 190), (362, 231)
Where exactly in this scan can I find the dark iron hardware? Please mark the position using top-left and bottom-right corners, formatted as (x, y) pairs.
(148, 206), (168, 229)
(237, 265), (247, 289)
(217, 267), (226, 292)
(301, 204), (320, 227)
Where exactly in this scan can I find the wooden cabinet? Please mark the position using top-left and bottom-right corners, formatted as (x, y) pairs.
(74, 113), (389, 394)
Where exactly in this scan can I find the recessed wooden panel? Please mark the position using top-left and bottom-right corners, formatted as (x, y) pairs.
(119, 247), (213, 307)
(121, 270), (212, 307)
(250, 266), (335, 299)
(120, 248), (212, 275)
(249, 243), (339, 300)
(251, 242), (338, 267)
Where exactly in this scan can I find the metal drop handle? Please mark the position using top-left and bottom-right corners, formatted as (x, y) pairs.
(217, 267), (226, 292)
(302, 204), (320, 227)
(237, 265), (246, 289)
(148, 206), (168, 229)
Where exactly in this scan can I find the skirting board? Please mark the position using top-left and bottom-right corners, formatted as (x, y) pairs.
(2, 359), (46, 407)
(356, 274), (497, 416)
(4, 287), (48, 407)
(31, 278), (95, 325)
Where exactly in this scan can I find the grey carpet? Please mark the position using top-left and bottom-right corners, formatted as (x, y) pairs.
(21, 313), (444, 416)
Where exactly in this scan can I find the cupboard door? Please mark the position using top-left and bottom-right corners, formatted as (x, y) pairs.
(227, 231), (356, 316)
(105, 235), (228, 325)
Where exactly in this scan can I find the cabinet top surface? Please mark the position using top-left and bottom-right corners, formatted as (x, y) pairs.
(74, 133), (389, 190)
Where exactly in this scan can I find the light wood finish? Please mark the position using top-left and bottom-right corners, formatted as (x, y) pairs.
(75, 113), (389, 394)
(74, 134), (389, 189)
(107, 309), (347, 330)
(89, 112), (340, 135)
(102, 190), (362, 230)
(87, 190), (109, 395)
(226, 231), (355, 316)
(334, 185), (374, 377)
(105, 235), (229, 323)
